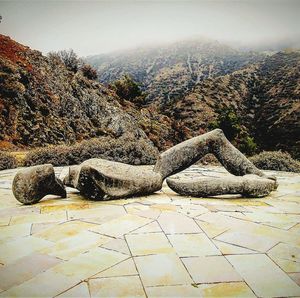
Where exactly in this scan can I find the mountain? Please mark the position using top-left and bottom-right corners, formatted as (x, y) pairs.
(87, 39), (265, 105)
(87, 40), (300, 158)
(0, 34), (157, 159)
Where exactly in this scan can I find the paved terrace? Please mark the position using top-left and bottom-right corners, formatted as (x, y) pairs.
(0, 166), (299, 297)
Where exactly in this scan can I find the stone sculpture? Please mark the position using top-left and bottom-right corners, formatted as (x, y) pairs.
(12, 129), (277, 204)
(12, 164), (66, 204)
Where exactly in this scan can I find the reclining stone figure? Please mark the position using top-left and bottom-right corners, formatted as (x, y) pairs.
(12, 129), (278, 204)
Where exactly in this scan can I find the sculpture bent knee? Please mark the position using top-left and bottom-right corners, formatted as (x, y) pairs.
(12, 129), (278, 204)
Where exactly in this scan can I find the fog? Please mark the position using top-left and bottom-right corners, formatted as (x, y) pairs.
(0, 0), (299, 56)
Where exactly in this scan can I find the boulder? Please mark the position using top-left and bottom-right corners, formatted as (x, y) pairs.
(12, 164), (66, 204)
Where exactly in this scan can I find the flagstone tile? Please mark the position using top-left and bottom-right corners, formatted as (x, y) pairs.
(177, 205), (209, 218)
(68, 204), (126, 221)
(289, 273), (300, 286)
(0, 206), (40, 217)
(227, 254), (300, 297)
(125, 203), (161, 219)
(0, 236), (53, 265)
(134, 253), (192, 287)
(182, 256), (242, 283)
(196, 221), (228, 238)
(242, 212), (300, 229)
(126, 233), (174, 256)
(213, 240), (257, 255)
(268, 242), (300, 263)
(30, 222), (59, 235)
(90, 214), (152, 238)
(40, 202), (90, 213)
(276, 194), (300, 203)
(269, 255), (300, 273)
(101, 238), (131, 255)
(52, 247), (128, 280)
(289, 223), (300, 234)
(40, 231), (111, 260)
(10, 211), (67, 225)
(151, 204), (177, 212)
(197, 212), (257, 232)
(130, 221), (162, 234)
(34, 220), (99, 242)
(158, 211), (201, 234)
(266, 200), (300, 214)
(0, 269), (79, 297)
(89, 276), (145, 297)
(92, 258), (137, 278)
(198, 282), (256, 297)
(215, 231), (279, 252)
(0, 252), (61, 290)
(0, 223), (31, 243)
(0, 216), (11, 226)
(145, 284), (201, 297)
(167, 233), (221, 257)
(57, 281), (90, 297)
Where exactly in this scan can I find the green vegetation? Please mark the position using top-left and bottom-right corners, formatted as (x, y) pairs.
(250, 151), (300, 173)
(110, 75), (146, 106)
(210, 107), (257, 156)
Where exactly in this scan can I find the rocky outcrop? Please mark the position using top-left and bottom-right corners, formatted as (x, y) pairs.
(0, 34), (155, 154)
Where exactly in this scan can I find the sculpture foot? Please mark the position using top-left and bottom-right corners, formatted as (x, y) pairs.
(12, 164), (66, 205)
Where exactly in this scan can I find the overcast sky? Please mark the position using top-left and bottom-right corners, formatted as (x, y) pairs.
(0, 0), (299, 56)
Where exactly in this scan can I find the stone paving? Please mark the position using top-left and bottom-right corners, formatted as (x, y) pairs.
(0, 165), (299, 297)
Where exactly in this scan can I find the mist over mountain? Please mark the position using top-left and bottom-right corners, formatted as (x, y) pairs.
(87, 39), (300, 158)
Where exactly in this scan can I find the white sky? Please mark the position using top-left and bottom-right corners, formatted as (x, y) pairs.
(0, 0), (299, 56)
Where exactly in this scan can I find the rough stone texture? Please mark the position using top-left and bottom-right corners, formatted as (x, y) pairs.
(64, 159), (162, 200)
(0, 34), (155, 151)
(167, 174), (277, 198)
(154, 129), (266, 179)
(63, 129), (274, 200)
(12, 164), (66, 204)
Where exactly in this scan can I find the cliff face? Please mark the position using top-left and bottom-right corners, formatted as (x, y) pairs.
(0, 35), (154, 151)
(88, 41), (300, 158)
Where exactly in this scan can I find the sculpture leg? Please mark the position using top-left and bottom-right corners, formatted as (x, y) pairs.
(154, 129), (266, 179)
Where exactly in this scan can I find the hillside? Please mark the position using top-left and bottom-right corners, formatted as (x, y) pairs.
(0, 34), (157, 161)
(87, 41), (300, 158)
(87, 39), (265, 104)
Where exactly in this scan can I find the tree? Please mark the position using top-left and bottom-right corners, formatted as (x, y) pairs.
(110, 75), (146, 105)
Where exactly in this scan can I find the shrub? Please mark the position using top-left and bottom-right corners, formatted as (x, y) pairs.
(24, 136), (158, 167)
(81, 64), (98, 80)
(210, 107), (241, 141)
(0, 151), (17, 170)
(110, 75), (146, 105)
(250, 151), (300, 173)
(48, 49), (80, 72)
